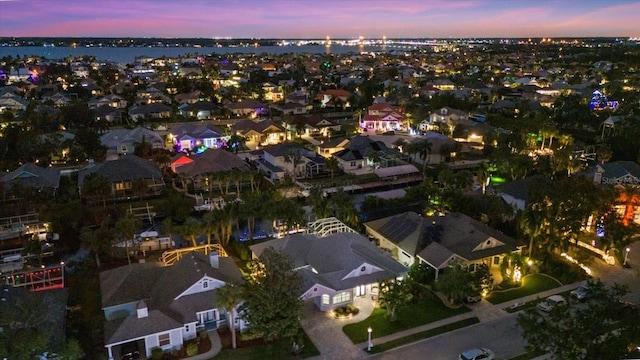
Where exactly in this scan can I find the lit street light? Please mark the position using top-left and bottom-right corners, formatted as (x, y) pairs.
(367, 326), (373, 351)
(624, 247), (631, 266)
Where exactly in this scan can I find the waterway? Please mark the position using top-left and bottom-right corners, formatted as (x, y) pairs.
(0, 44), (411, 65)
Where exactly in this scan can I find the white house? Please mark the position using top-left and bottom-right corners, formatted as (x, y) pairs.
(249, 232), (407, 311)
(101, 251), (244, 360)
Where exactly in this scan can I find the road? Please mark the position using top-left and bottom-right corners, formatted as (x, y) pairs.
(368, 314), (526, 360)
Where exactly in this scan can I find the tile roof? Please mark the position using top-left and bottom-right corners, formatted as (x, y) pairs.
(173, 148), (249, 177)
(78, 154), (164, 188)
(1, 163), (61, 192)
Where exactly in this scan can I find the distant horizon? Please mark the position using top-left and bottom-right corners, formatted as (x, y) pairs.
(1, 0), (639, 39)
(1, 36), (634, 40)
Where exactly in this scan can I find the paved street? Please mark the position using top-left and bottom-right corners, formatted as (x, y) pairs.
(367, 314), (525, 360)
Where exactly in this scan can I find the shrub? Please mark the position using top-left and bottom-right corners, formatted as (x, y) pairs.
(151, 347), (163, 360)
(239, 328), (262, 341)
(186, 342), (198, 357)
(199, 330), (209, 340)
(333, 304), (360, 318)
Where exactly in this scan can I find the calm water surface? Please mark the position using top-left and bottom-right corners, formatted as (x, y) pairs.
(0, 44), (408, 64)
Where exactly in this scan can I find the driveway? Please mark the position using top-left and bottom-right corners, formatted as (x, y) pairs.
(301, 296), (375, 360)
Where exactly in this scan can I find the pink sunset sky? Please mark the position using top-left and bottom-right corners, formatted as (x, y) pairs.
(0, 0), (639, 39)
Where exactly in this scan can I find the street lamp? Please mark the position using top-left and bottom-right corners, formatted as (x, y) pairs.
(624, 247), (631, 266)
(60, 261), (65, 287)
(367, 327), (372, 351)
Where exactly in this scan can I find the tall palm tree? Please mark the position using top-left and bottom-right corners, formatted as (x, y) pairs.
(180, 217), (202, 248)
(407, 139), (432, 176)
(324, 156), (340, 180)
(518, 208), (545, 258)
(115, 214), (140, 265)
(476, 163), (491, 194)
(284, 149), (303, 183)
(161, 216), (175, 249)
(217, 283), (244, 349)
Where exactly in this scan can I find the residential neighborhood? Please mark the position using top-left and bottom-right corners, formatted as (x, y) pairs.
(1, 34), (640, 360)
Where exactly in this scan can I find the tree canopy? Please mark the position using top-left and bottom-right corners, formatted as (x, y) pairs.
(243, 247), (303, 341)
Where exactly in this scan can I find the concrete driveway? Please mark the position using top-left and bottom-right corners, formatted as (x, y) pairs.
(301, 296), (375, 360)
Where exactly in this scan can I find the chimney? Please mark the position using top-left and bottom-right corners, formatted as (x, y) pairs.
(594, 165), (604, 184)
(209, 251), (219, 269)
(136, 300), (149, 318)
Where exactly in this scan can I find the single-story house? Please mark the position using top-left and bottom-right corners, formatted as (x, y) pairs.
(100, 127), (164, 160)
(101, 252), (244, 360)
(364, 211), (523, 278)
(78, 154), (165, 200)
(168, 122), (227, 152)
(249, 232), (407, 311)
(1, 163), (61, 199)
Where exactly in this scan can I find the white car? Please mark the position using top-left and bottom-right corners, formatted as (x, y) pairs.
(536, 295), (567, 312)
(459, 347), (495, 360)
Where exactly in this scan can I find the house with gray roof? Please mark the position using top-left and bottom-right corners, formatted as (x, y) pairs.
(100, 126), (164, 160)
(364, 211), (523, 279)
(171, 149), (250, 190)
(249, 232), (406, 311)
(1, 163), (61, 199)
(168, 122), (227, 152)
(257, 142), (324, 181)
(78, 154), (165, 200)
(101, 251), (244, 360)
(589, 161), (640, 186)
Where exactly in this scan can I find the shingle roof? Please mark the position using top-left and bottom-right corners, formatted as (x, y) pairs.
(101, 251), (243, 345)
(1, 163), (61, 193)
(174, 148), (249, 177)
(250, 232), (406, 292)
(78, 154), (164, 188)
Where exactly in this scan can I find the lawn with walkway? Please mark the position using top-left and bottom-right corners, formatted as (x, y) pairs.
(486, 273), (563, 305)
(342, 291), (470, 344)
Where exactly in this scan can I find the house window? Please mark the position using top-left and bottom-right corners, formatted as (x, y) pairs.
(185, 325), (190, 332)
(121, 145), (127, 152)
(158, 333), (170, 346)
(350, 161), (356, 167)
(203, 281), (208, 289)
(322, 294), (330, 305)
(493, 256), (500, 265)
(333, 292), (350, 304)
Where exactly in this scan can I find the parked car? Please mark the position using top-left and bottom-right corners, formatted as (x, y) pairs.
(570, 285), (590, 301)
(536, 295), (567, 312)
(459, 347), (495, 360)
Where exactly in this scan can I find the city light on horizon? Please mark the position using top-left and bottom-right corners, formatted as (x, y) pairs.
(0, 0), (639, 39)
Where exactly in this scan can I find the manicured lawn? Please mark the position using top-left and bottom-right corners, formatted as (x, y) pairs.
(342, 291), (470, 344)
(214, 331), (319, 359)
(368, 317), (480, 354)
(486, 274), (562, 305)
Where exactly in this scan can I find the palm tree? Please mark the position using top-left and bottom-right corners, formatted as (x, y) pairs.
(180, 217), (202, 248)
(407, 139), (432, 176)
(161, 216), (175, 250)
(518, 208), (545, 258)
(284, 149), (303, 183)
(476, 163), (491, 194)
(115, 214), (140, 265)
(80, 224), (112, 268)
(202, 211), (217, 246)
(217, 283), (244, 349)
(324, 156), (340, 180)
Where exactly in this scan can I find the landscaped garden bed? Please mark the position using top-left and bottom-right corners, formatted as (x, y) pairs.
(216, 328), (320, 359)
(333, 304), (360, 319)
(486, 273), (562, 305)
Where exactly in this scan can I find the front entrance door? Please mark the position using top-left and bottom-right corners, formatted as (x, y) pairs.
(354, 284), (366, 297)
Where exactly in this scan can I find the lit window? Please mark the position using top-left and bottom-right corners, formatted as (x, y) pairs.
(322, 294), (330, 305)
(333, 292), (351, 304)
(158, 333), (170, 346)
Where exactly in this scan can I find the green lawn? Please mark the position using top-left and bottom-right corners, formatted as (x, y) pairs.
(486, 274), (563, 305)
(368, 317), (480, 354)
(214, 332), (319, 360)
(342, 291), (470, 344)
